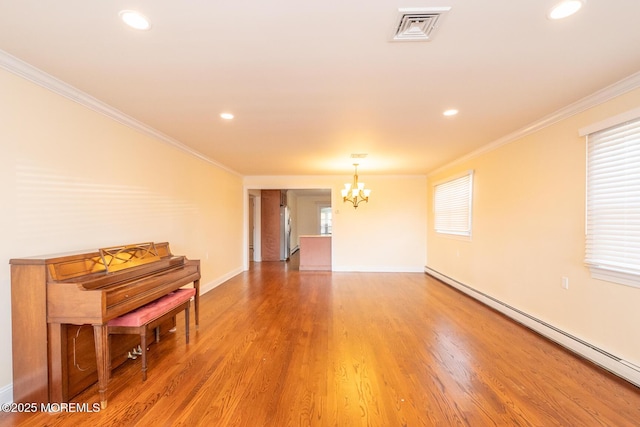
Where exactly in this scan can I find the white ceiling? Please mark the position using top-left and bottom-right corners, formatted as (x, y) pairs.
(1, 1), (639, 176)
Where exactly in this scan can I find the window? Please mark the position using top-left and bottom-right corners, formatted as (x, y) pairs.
(320, 206), (332, 235)
(434, 171), (473, 237)
(585, 116), (640, 287)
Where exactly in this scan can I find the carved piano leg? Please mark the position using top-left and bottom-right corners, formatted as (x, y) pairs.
(48, 323), (65, 403)
(93, 324), (109, 409)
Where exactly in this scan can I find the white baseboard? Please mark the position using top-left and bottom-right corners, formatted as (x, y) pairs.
(425, 266), (640, 388)
(200, 267), (243, 295)
(0, 383), (12, 404)
(332, 265), (425, 273)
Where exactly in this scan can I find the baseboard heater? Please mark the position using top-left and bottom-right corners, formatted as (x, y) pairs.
(424, 266), (640, 388)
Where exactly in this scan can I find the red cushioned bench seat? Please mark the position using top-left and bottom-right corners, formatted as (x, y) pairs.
(107, 288), (195, 381)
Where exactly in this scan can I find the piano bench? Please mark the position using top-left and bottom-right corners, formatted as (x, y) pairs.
(107, 288), (196, 381)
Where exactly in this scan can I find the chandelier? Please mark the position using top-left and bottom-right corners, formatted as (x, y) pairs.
(342, 163), (371, 208)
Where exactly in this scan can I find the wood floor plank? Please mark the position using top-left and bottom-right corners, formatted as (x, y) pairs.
(2, 258), (639, 426)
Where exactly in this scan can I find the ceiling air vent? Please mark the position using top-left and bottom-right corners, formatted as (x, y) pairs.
(391, 7), (451, 42)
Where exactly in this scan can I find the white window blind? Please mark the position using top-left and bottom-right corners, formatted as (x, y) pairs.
(586, 117), (640, 287)
(434, 171), (473, 236)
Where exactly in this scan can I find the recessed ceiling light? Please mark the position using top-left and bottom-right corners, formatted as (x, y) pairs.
(220, 113), (234, 120)
(443, 109), (458, 116)
(119, 10), (151, 30)
(548, 0), (584, 20)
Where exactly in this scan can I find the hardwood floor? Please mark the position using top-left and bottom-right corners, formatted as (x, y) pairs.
(3, 259), (640, 426)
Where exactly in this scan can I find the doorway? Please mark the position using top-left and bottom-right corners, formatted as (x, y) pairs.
(246, 188), (331, 268)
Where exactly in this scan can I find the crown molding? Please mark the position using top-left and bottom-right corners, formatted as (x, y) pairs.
(429, 71), (640, 177)
(3, 48), (638, 180)
(0, 49), (241, 177)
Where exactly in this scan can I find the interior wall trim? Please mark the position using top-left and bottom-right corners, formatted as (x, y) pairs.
(428, 71), (640, 176)
(0, 383), (12, 405)
(424, 266), (640, 388)
(200, 267), (244, 295)
(0, 49), (240, 177)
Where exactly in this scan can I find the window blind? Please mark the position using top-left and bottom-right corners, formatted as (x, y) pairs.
(586, 117), (640, 286)
(434, 171), (473, 236)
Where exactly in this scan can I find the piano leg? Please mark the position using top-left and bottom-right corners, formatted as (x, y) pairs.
(48, 323), (66, 404)
(92, 324), (109, 409)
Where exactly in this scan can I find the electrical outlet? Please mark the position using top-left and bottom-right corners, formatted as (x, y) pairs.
(562, 276), (569, 290)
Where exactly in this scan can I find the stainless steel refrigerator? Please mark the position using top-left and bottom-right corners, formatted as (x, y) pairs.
(280, 206), (291, 261)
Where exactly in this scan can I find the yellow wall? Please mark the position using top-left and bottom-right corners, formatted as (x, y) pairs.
(427, 88), (640, 367)
(0, 68), (244, 392)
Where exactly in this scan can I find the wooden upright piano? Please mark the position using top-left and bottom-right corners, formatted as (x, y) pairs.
(10, 242), (200, 409)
